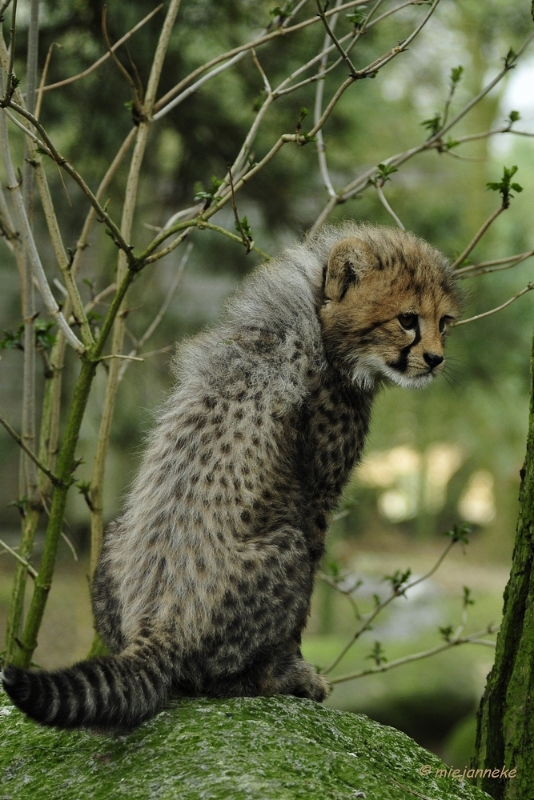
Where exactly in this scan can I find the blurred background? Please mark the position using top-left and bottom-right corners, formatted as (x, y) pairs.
(1, 0), (533, 765)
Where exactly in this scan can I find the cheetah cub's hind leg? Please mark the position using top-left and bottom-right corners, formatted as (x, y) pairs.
(261, 643), (330, 702)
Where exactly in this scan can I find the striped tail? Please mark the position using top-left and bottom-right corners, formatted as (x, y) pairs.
(1, 642), (174, 730)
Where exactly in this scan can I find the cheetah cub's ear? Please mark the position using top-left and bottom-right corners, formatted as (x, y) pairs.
(324, 238), (378, 303)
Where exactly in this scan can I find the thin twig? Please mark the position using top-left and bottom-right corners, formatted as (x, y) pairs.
(118, 243), (193, 382)
(228, 167), (253, 253)
(309, 0), (441, 140)
(40, 5), (163, 93)
(71, 127), (137, 279)
(137, 243), (192, 349)
(455, 249), (534, 276)
(4, 99), (136, 267)
(314, 0), (342, 199)
(316, 0), (358, 76)
(454, 283), (534, 327)
(251, 48), (272, 95)
(450, 206), (505, 270)
(0, 0), (15, 19)
(0, 93), (85, 353)
(83, 282), (117, 313)
(273, 0), (415, 100)
(152, 0), (369, 118)
(153, 0), (434, 244)
(35, 42), (61, 119)
(328, 626), (499, 684)
(0, 538), (38, 578)
(311, 30), (534, 230)
(376, 184), (405, 229)
(0, 413), (65, 488)
(323, 536), (457, 675)
(101, 5), (144, 116)
(4, 0), (18, 101)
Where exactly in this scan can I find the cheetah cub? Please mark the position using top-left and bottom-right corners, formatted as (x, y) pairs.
(2, 222), (460, 729)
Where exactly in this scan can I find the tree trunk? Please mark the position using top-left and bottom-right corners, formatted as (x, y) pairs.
(474, 324), (534, 798)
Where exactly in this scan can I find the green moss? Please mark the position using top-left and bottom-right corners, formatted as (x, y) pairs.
(0, 690), (492, 800)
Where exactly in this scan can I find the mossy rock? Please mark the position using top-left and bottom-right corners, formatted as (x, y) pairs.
(1, 690), (491, 800)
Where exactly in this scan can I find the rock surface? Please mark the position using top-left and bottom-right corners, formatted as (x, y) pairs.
(1, 690), (491, 800)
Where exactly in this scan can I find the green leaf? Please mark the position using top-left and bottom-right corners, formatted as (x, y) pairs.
(503, 48), (517, 69)
(450, 65), (464, 86)
(194, 176), (223, 205)
(347, 7), (367, 26)
(420, 115), (442, 137)
(0, 325), (24, 351)
(439, 625), (454, 642)
(269, 2), (294, 22)
(444, 522), (472, 544)
(366, 641), (387, 666)
(383, 568), (411, 592)
(34, 320), (56, 351)
(486, 165), (523, 208)
(462, 586), (475, 608)
(371, 163), (398, 187)
(324, 559), (341, 579)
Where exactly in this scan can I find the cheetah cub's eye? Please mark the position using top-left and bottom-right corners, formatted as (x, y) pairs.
(439, 315), (454, 334)
(398, 313), (418, 330)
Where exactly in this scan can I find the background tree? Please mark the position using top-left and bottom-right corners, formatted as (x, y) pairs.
(474, 323), (534, 797)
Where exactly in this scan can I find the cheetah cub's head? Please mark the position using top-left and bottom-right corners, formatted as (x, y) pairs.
(320, 227), (461, 390)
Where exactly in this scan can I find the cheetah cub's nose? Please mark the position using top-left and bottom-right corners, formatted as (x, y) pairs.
(423, 352), (444, 369)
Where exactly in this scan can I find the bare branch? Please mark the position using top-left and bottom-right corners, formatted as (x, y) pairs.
(433, 33), (534, 144)
(3, 100), (136, 267)
(101, 5), (144, 117)
(0, 107), (85, 352)
(376, 184), (405, 229)
(308, 0), (441, 139)
(0, 538), (38, 578)
(328, 626), (499, 684)
(0, 413), (65, 488)
(450, 205), (505, 270)
(454, 283), (534, 327)
(312, 30), (534, 229)
(31, 156), (95, 346)
(314, 0), (343, 199)
(456, 249), (534, 278)
(35, 41), (61, 119)
(83, 282), (117, 314)
(71, 127), (137, 279)
(4, 0), (18, 101)
(118, 242), (193, 382)
(316, 0), (358, 76)
(152, 0), (369, 118)
(40, 5), (163, 93)
(323, 535), (458, 675)
(0, 0), (15, 20)
(89, 0), (183, 581)
(251, 49), (272, 95)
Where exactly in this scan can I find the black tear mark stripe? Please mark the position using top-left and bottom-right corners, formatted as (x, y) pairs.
(387, 320), (421, 373)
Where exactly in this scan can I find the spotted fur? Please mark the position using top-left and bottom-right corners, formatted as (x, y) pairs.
(2, 222), (460, 729)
